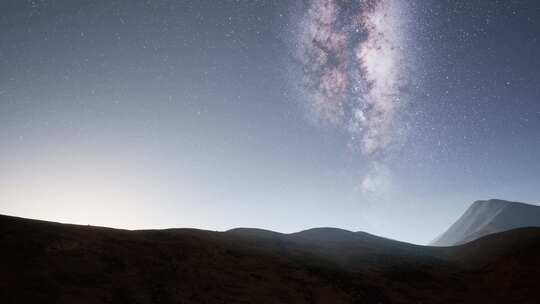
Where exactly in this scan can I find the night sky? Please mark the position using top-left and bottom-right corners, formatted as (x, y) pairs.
(1, 0), (539, 244)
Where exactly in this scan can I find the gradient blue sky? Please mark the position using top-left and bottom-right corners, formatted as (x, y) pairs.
(1, 0), (539, 244)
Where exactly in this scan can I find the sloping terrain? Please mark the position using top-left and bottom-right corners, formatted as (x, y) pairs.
(431, 199), (540, 246)
(1, 214), (540, 303)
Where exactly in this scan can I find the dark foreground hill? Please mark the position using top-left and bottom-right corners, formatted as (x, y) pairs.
(1, 214), (540, 304)
(431, 199), (540, 246)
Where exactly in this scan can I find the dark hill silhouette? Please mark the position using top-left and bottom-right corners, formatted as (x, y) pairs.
(431, 199), (540, 246)
(1, 214), (540, 303)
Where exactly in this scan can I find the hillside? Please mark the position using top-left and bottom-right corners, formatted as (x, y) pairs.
(1, 214), (540, 303)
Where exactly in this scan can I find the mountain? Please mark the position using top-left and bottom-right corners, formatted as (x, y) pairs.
(431, 199), (540, 246)
(2, 214), (540, 303)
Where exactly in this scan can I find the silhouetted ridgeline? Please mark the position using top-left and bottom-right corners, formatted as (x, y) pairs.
(1, 214), (540, 303)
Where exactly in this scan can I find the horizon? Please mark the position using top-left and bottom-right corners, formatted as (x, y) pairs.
(1, 0), (540, 245)
(2, 197), (539, 246)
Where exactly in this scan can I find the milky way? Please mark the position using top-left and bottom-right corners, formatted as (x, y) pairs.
(292, 0), (413, 195)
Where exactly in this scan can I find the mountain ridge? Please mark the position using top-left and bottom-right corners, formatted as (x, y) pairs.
(2, 212), (540, 303)
(431, 199), (540, 246)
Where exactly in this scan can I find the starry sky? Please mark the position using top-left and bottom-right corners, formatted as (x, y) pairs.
(1, 0), (539, 244)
